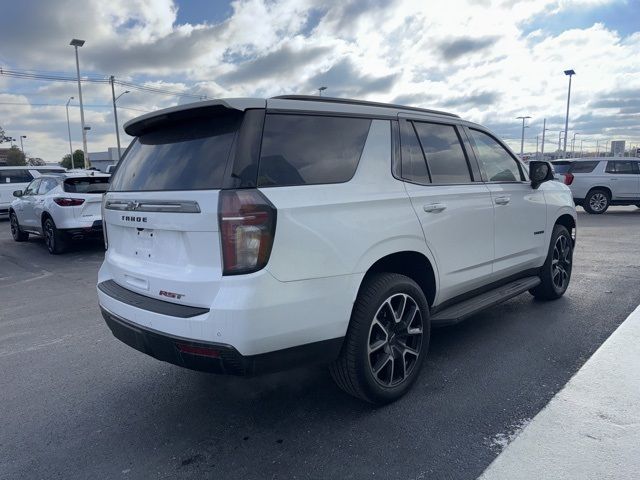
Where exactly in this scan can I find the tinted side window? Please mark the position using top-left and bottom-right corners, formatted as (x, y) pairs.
(569, 161), (599, 173)
(0, 169), (33, 183)
(258, 115), (371, 187)
(400, 120), (430, 184)
(24, 179), (41, 195)
(606, 161), (636, 174)
(552, 162), (572, 174)
(38, 178), (59, 194)
(469, 129), (523, 182)
(413, 122), (471, 184)
(36, 169), (65, 174)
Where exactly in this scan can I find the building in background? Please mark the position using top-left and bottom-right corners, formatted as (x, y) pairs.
(88, 147), (120, 172)
(0, 148), (10, 165)
(610, 140), (626, 157)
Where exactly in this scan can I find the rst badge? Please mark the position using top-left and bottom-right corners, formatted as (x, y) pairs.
(159, 290), (185, 300)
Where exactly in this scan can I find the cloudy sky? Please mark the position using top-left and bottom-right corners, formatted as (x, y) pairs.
(0, 0), (638, 162)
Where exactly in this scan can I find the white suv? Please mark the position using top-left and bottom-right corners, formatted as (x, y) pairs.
(0, 166), (66, 218)
(553, 158), (640, 213)
(10, 172), (110, 253)
(98, 96), (576, 403)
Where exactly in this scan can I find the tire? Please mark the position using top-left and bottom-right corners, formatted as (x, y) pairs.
(530, 224), (573, 300)
(9, 212), (29, 242)
(330, 273), (430, 404)
(43, 217), (67, 254)
(583, 189), (610, 214)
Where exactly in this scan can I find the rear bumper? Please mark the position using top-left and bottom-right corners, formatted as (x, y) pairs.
(63, 219), (103, 236)
(101, 306), (342, 376)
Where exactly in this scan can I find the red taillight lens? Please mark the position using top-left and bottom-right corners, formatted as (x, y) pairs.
(218, 189), (277, 275)
(564, 173), (574, 185)
(176, 343), (220, 358)
(54, 197), (85, 206)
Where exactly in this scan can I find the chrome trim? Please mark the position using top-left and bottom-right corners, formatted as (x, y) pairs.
(105, 200), (201, 213)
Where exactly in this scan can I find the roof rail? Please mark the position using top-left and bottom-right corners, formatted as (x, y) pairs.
(271, 95), (460, 118)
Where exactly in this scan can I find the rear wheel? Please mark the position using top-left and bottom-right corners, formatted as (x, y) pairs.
(43, 217), (67, 254)
(530, 224), (573, 300)
(10, 212), (29, 242)
(583, 189), (609, 214)
(330, 273), (430, 404)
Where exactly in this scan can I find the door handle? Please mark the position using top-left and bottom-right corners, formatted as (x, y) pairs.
(423, 203), (447, 213)
(494, 196), (511, 205)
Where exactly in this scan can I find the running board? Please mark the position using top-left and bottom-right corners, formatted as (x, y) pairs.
(430, 276), (541, 327)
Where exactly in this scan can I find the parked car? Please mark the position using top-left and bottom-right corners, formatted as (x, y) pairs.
(98, 96), (576, 404)
(553, 158), (640, 214)
(0, 166), (66, 219)
(9, 172), (109, 253)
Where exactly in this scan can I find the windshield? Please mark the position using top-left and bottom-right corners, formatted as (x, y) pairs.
(109, 111), (242, 191)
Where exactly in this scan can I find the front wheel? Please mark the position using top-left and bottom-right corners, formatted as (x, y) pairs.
(530, 224), (573, 300)
(10, 212), (29, 242)
(43, 217), (67, 254)
(330, 273), (430, 404)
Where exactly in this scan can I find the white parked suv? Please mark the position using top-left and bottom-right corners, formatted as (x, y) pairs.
(9, 172), (109, 253)
(98, 96), (577, 403)
(0, 166), (66, 218)
(552, 158), (640, 213)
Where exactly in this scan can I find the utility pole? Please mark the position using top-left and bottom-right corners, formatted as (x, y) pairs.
(66, 96), (75, 168)
(535, 135), (539, 159)
(563, 69), (576, 158)
(540, 118), (547, 160)
(70, 38), (90, 168)
(110, 76), (129, 161)
(516, 116), (531, 157)
(318, 86), (327, 96)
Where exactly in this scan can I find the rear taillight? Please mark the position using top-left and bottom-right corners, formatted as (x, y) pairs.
(564, 173), (574, 185)
(54, 197), (85, 206)
(219, 189), (276, 275)
(101, 195), (108, 250)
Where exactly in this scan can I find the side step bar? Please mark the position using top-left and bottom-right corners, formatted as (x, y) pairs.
(430, 276), (541, 327)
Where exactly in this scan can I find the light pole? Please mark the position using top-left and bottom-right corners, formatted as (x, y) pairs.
(558, 130), (565, 156)
(318, 86), (327, 96)
(516, 116), (531, 157)
(535, 135), (539, 159)
(19, 135), (26, 154)
(571, 132), (579, 157)
(562, 69), (576, 158)
(65, 96), (75, 169)
(580, 139), (584, 157)
(110, 75), (129, 161)
(70, 38), (89, 168)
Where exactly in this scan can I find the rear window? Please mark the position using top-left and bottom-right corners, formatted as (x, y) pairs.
(110, 111), (242, 191)
(0, 169), (33, 183)
(552, 162), (572, 174)
(569, 161), (599, 173)
(64, 177), (110, 193)
(257, 114), (371, 187)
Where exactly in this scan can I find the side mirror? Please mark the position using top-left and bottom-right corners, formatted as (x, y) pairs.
(13, 190), (23, 197)
(529, 161), (554, 189)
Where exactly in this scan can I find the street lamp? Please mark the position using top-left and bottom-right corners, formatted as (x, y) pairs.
(65, 96), (75, 169)
(318, 86), (327, 96)
(70, 38), (89, 168)
(516, 116), (531, 157)
(562, 69), (576, 158)
(19, 135), (26, 154)
(110, 75), (129, 161)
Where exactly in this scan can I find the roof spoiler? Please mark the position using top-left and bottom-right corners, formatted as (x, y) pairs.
(123, 98), (266, 136)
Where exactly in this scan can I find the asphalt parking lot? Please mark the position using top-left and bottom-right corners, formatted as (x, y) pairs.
(1, 207), (639, 480)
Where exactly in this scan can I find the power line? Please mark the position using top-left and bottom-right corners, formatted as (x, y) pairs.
(0, 101), (151, 113)
(0, 67), (206, 100)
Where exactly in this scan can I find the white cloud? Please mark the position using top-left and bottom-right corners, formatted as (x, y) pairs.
(0, 0), (637, 161)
